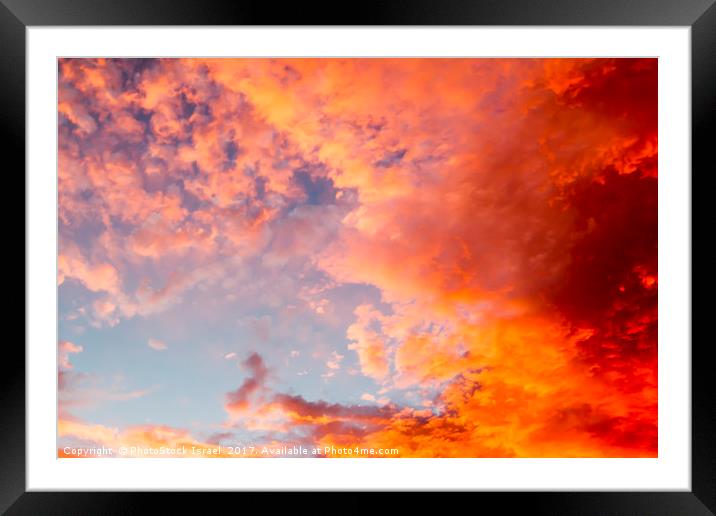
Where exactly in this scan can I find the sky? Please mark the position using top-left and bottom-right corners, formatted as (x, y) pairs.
(57, 58), (658, 458)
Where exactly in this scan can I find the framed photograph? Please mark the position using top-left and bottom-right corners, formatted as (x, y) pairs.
(7, 0), (711, 511)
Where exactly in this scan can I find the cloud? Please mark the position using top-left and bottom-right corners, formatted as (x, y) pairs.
(59, 340), (83, 370)
(148, 338), (168, 351)
(345, 304), (390, 381)
(321, 353), (343, 380)
(223, 352), (395, 441)
(325, 351), (343, 372)
(225, 352), (269, 414)
(58, 418), (231, 458)
(59, 341), (152, 420)
(58, 246), (121, 296)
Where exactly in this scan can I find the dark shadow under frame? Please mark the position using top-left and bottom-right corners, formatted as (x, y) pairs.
(3, 0), (711, 513)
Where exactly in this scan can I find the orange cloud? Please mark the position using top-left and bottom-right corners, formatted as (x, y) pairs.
(58, 419), (231, 458)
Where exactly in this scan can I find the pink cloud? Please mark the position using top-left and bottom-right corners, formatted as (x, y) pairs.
(148, 338), (168, 351)
(59, 340), (83, 370)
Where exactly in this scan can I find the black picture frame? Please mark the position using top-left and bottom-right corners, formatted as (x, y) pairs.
(4, 0), (710, 512)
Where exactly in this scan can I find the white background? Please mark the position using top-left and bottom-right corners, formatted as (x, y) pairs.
(27, 27), (691, 490)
